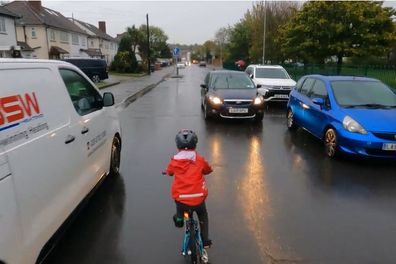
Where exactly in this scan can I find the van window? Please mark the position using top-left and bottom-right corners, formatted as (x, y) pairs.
(59, 69), (103, 116)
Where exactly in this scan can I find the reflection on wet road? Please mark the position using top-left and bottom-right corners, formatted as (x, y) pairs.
(46, 66), (396, 264)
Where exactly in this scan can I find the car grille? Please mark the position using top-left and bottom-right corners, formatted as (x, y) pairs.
(372, 132), (396, 141)
(270, 86), (293, 90)
(224, 100), (252, 107)
(365, 149), (396, 157)
(263, 89), (291, 98)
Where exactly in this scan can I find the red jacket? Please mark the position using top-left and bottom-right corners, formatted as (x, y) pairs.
(165, 150), (212, 206)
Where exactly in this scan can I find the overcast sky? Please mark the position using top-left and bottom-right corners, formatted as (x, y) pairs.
(42, 1), (396, 45)
(42, 1), (255, 44)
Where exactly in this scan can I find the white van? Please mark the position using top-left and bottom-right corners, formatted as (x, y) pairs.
(0, 59), (122, 264)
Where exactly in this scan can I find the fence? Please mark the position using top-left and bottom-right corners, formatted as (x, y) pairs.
(223, 63), (396, 90)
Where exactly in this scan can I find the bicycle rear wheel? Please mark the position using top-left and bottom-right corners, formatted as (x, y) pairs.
(189, 222), (198, 264)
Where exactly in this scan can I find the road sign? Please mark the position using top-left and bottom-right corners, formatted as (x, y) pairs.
(173, 47), (180, 56)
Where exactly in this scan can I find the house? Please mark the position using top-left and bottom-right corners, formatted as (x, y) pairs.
(70, 19), (118, 64)
(5, 0), (90, 59)
(0, 5), (19, 58)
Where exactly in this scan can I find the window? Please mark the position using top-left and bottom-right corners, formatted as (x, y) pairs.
(308, 80), (328, 99)
(49, 30), (56, 41)
(296, 77), (306, 91)
(81, 37), (86, 47)
(210, 73), (255, 89)
(331, 80), (396, 107)
(60, 31), (69, 43)
(255, 68), (289, 79)
(300, 78), (315, 96)
(90, 40), (94, 47)
(59, 69), (103, 116)
(72, 34), (79, 45)
(31, 27), (36, 38)
(0, 17), (6, 33)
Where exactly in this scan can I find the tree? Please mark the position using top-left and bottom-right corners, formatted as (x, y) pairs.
(279, 1), (396, 70)
(138, 25), (170, 61)
(227, 20), (251, 63)
(214, 27), (230, 65)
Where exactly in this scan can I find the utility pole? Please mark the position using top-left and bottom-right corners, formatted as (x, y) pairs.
(146, 13), (151, 75)
(262, 0), (267, 65)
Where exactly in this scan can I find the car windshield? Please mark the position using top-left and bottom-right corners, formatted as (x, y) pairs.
(255, 68), (288, 79)
(331, 80), (396, 108)
(210, 73), (255, 89)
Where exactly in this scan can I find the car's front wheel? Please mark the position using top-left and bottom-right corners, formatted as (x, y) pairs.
(203, 101), (212, 121)
(92, 75), (100, 83)
(324, 128), (338, 158)
(109, 136), (121, 177)
(254, 113), (264, 123)
(287, 109), (298, 131)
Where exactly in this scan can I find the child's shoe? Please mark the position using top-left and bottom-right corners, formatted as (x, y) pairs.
(173, 214), (184, 228)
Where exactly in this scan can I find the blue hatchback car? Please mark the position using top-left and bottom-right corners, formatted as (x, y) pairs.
(287, 75), (396, 158)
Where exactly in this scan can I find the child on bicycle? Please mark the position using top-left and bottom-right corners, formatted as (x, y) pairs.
(164, 129), (213, 248)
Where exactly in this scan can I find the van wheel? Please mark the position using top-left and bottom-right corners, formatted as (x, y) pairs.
(92, 75), (100, 83)
(109, 136), (121, 177)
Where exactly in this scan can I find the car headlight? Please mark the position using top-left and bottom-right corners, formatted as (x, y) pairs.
(253, 96), (264, 105)
(208, 95), (222, 105)
(343, 116), (367, 134)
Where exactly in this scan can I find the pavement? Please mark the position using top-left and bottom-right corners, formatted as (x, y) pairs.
(100, 66), (175, 106)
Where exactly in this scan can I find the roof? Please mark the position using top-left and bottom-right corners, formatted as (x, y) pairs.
(17, 41), (33, 51)
(5, 1), (87, 35)
(210, 70), (248, 75)
(304, 74), (379, 82)
(81, 48), (102, 57)
(49, 46), (69, 55)
(0, 58), (70, 65)
(248, 64), (284, 69)
(71, 18), (116, 42)
(0, 5), (19, 18)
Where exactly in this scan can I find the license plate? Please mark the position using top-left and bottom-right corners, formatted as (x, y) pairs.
(274, 94), (289, 99)
(382, 143), (396, 151)
(229, 108), (248, 114)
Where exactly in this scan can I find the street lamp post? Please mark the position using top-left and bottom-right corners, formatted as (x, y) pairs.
(146, 13), (150, 75)
(262, 0), (267, 65)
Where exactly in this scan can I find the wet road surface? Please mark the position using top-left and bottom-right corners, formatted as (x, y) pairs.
(45, 66), (396, 264)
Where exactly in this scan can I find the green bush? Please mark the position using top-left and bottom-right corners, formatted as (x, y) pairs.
(111, 51), (139, 73)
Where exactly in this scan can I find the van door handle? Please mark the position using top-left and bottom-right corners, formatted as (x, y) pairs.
(81, 127), (89, 134)
(65, 135), (75, 144)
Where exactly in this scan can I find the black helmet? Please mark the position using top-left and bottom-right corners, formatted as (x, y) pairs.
(175, 129), (198, 150)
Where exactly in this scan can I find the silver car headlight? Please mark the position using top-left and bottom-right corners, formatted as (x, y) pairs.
(343, 116), (367, 134)
(208, 95), (222, 105)
(253, 96), (264, 105)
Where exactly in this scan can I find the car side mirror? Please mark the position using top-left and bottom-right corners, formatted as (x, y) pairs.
(312, 97), (324, 106)
(103, 92), (115, 107)
(256, 84), (262, 88)
(250, 74), (254, 79)
(200, 84), (207, 89)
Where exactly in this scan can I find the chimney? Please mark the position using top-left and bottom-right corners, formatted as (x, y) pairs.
(28, 0), (42, 11)
(98, 21), (106, 34)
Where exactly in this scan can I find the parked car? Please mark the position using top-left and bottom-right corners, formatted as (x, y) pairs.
(177, 62), (186, 69)
(287, 75), (396, 158)
(0, 59), (122, 264)
(245, 65), (296, 102)
(199, 61), (207, 67)
(63, 58), (108, 82)
(201, 70), (265, 122)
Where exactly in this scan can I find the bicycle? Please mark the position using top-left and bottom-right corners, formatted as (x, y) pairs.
(181, 209), (209, 264)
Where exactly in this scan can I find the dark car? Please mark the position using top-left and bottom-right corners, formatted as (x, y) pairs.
(200, 70), (265, 122)
(63, 58), (108, 82)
